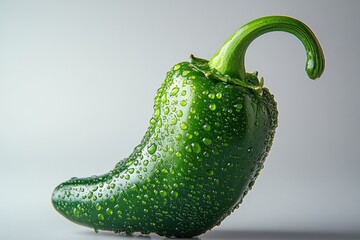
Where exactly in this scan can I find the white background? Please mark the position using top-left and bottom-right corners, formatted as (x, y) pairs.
(1, 1), (359, 239)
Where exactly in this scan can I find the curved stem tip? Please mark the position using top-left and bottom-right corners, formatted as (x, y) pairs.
(209, 16), (325, 81)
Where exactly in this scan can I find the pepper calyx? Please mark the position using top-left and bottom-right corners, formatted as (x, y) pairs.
(189, 55), (263, 95)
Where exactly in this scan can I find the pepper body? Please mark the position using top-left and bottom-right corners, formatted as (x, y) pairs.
(52, 16), (324, 238)
(52, 57), (277, 237)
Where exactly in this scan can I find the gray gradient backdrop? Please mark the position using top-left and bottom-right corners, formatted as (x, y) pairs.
(1, 1), (359, 239)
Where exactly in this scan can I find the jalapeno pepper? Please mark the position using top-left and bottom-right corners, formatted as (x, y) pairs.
(52, 16), (325, 238)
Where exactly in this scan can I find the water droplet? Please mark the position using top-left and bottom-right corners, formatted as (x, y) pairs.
(208, 93), (215, 99)
(177, 110), (183, 117)
(202, 138), (212, 146)
(171, 191), (179, 198)
(161, 93), (167, 103)
(235, 103), (243, 111)
(180, 122), (188, 130)
(88, 191), (93, 199)
(157, 118), (162, 127)
(128, 168), (135, 174)
(150, 118), (156, 126)
(160, 190), (168, 197)
(171, 118), (178, 125)
(175, 152), (182, 157)
(170, 87), (179, 96)
(203, 124), (211, 131)
(164, 107), (170, 115)
(181, 90), (187, 96)
(154, 108), (160, 118)
(209, 104), (216, 111)
(147, 143), (157, 155)
(143, 160), (149, 166)
(182, 70), (190, 76)
(185, 145), (192, 152)
(96, 203), (102, 211)
(163, 145), (169, 152)
(73, 208), (80, 218)
(173, 64), (181, 70)
(175, 134), (182, 140)
(192, 143), (201, 153)
(207, 169), (214, 176)
(180, 100), (187, 106)
(216, 92), (223, 99)
(98, 213), (104, 221)
(106, 208), (113, 215)
(117, 210), (123, 217)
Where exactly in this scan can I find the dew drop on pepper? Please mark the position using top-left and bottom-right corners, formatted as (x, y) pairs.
(170, 87), (179, 96)
(106, 208), (113, 215)
(147, 143), (157, 155)
(202, 138), (212, 146)
(191, 143), (201, 154)
(180, 122), (188, 130)
(98, 213), (104, 221)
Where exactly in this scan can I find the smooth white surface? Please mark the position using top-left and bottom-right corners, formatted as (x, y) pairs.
(1, 0), (360, 239)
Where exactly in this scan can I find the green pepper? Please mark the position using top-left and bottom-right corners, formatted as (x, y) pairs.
(52, 16), (324, 237)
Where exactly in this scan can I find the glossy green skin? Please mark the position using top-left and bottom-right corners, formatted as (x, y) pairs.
(52, 15), (325, 237)
(52, 57), (278, 237)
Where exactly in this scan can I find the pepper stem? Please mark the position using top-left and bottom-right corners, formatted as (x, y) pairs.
(209, 16), (325, 81)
